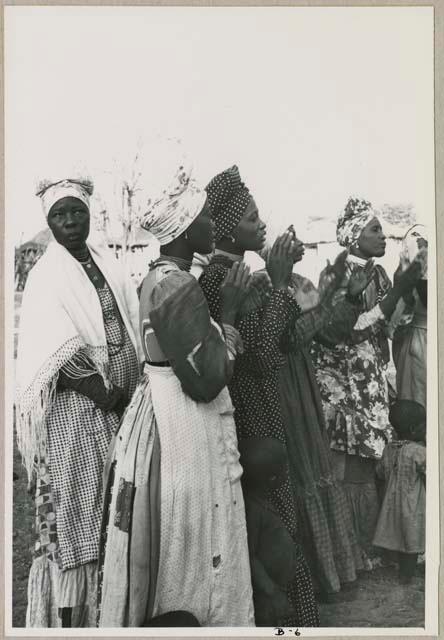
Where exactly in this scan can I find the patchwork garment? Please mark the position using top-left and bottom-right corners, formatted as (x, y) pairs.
(98, 260), (254, 628)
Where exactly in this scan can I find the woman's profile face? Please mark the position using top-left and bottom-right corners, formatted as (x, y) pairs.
(357, 216), (386, 258)
(232, 198), (267, 252)
(47, 196), (90, 250)
(186, 199), (215, 255)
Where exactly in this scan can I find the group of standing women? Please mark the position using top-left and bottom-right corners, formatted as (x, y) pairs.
(16, 158), (426, 629)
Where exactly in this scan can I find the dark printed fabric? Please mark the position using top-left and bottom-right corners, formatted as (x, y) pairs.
(199, 254), (320, 627)
(114, 479), (135, 533)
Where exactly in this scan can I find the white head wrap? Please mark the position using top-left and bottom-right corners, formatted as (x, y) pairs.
(36, 178), (94, 218)
(336, 197), (379, 248)
(139, 161), (207, 246)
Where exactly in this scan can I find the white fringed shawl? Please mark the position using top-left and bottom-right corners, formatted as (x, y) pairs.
(16, 240), (144, 480)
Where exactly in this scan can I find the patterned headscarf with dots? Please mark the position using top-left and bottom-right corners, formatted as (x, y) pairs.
(205, 165), (252, 242)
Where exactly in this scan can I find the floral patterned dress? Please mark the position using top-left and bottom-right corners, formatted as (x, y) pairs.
(310, 255), (394, 568)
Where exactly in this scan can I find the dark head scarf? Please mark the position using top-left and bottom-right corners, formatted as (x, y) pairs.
(205, 165), (252, 241)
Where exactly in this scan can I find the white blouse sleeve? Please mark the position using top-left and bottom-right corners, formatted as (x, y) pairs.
(353, 305), (385, 331)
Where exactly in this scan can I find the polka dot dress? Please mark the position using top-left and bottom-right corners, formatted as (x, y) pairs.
(199, 255), (320, 627)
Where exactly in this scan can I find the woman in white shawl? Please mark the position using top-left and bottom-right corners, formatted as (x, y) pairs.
(16, 176), (143, 627)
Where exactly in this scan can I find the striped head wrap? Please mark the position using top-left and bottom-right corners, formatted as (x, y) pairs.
(206, 165), (251, 242)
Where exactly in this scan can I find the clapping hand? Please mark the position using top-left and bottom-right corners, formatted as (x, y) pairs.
(318, 250), (348, 300)
(238, 270), (272, 316)
(266, 232), (294, 289)
(395, 259), (422, 295)
(286, 224), (305, 264)
(329, 250), (349, 284)
(348, 259), (375, 297)
(220, 261), (252, 323)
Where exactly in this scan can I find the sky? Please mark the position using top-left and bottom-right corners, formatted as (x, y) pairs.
(4, 6), (435, 246)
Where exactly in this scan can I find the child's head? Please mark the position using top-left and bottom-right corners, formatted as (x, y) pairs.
(238, 437), (287, 494)
(389, 400), (426, 442)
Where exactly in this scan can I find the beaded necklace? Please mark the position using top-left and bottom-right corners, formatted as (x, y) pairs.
(74, 250), (125, 356)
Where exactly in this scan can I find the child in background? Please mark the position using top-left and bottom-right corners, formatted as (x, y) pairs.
(373, 400), (426, 584)
(239, 437), (303, 627)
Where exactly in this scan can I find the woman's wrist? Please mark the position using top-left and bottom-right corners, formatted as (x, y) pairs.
(271, 282), (290, 292)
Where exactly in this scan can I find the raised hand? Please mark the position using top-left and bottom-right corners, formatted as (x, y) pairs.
(286, 224), (305, 264)
(317, 250), (348, 300)
(395, 259), (422, 295)
(329, 250), (349, 284)
(220, 261), (252, 324)
(266, 232), (294, 289)
(238, 270), (272, 317)
(348, 259), (375, 297)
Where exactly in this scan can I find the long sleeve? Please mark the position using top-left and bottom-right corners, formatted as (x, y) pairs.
(200, 261), (300, 378)
(290, 298), (360, 348)
(314, 297), (365, 347)
(353, 305), (385, 331)
(141, 267), (233, 403)
(239, 289), (300, 376)
(57, 364), (127, 414)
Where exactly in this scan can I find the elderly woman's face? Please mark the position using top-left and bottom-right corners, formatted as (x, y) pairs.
(47, 197), (90, 250)
(232, 198), (266, 252)
(357, 216), (386, 258)
(186, 199), (215, 255)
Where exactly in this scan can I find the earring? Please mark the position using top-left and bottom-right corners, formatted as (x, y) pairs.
(184, 231), (189, 241)
(229, 235), (235, 244)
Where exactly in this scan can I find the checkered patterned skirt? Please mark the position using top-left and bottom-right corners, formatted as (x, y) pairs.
(26, 283), (139, 627)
